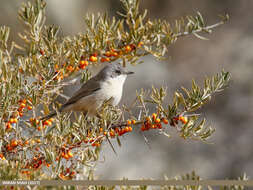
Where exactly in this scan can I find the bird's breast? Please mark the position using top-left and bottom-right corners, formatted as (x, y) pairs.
(100, 75), (127, 105)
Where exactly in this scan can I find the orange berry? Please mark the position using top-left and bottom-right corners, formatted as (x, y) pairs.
(70, 171), (76, 176)
(40, 49), (45, 56)
(179, 116), (188, 124)
(43, 120), (50, 126)
(124, 45), (132, 52)
(82, 60), (89, 66)
(24, 140), (29, 145)
(138, 41), (144, 47)
(125, 126), (129, 132)
(89, 55), (98, 62)
(91, 143), (96, 147)
(152, 113), (157, 121)
(37, 126), (42, 131)
(54, 64), (59, 70)
(145, 123), (151, 130)
(19, 112), (23, 117)
(103, 131), (107, 136)
(79, 65), (86, 69)
(95, 143), (100, 147)
(162, 118), (169, 124)
(128, 126), (132, 132)
(115, 127), (119, 133)
(46, 163), (51, 167)
(9, 118), (17, 124)
(18, 107), (24, 112)
(63, 154), (69, 160)
(109, 130), (115, 137)
(100, 57), (110, 62)
(79, 60), (89, 69)
(6, 122), (12, 130)
(36, 139), (41, 143)
(118, 129), (123, 136)
(126, 120), (131, 125)
(131, 120), (136, 124)
(6, 145), (12, 151)
(48, 118), (54, 122)
(155, 118), (160, 123)
(11, 139), (18, 147)
(157, 123), (162, 129)
(104, 51), (112, 57)
(67, 150), (73, 158)
(67, 65), (74, 72)
(141, 124), (146, 131)
(19, 103), (26, 109)
(111, 52), (118, 57)
(99, 128), (103, 132)
(27, 106), (32, 110)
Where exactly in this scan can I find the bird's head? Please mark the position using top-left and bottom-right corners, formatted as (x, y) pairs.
(99, 63), (134, 80)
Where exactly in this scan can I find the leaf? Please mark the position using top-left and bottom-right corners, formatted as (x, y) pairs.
(45, 124), (56, 135)
(193, 32), (209, 40)
(194, 118), (206, 134)
(116, 136), (121, 147)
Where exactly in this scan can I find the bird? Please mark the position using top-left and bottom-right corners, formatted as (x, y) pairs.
(41, 63), (134, 121)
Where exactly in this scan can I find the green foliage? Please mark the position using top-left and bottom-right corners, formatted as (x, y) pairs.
(134, 71), (230, 142)
(0, 0), (237, 188)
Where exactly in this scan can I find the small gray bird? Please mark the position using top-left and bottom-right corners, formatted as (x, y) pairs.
(42, 63), (134, 120)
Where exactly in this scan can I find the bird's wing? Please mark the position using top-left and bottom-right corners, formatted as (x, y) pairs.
(60, 77), (101, 110)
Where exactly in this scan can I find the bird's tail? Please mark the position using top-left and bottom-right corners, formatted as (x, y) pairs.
(40, 111), (57, 121)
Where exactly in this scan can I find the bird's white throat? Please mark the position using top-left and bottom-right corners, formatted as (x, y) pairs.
(101, 74), (127, 105)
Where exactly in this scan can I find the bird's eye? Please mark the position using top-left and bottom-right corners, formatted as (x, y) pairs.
(115, 70), (121, 74)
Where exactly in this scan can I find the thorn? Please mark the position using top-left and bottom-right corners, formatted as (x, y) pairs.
(106, 135), (117, 155)
(141, 133), (151, 149)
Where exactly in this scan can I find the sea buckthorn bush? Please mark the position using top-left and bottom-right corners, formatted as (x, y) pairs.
(0, 0), (242, 189)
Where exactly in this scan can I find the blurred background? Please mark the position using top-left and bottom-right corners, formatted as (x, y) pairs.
(1, 0), (253, 180)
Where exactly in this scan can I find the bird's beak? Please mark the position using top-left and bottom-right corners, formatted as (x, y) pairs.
(125, 71), (134, 75)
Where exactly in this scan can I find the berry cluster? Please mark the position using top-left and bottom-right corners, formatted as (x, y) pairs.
(78, 42), (143, 70)
(59, 169), (76, 180)
(29, 117), (54, 131)
(170, 115), (188, 126)
(141, 113), (168, 131)
(5, 99), (33, 131)
(60, 149), (74, 160)
(52, 41), (144, 81)
(108, 123), (133, 138)
(5, 139), (19, 152)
